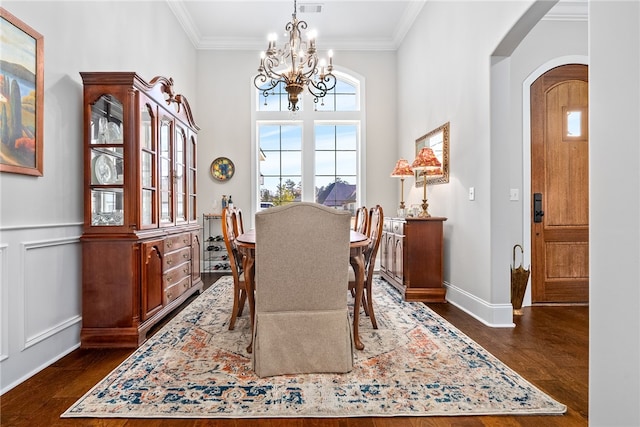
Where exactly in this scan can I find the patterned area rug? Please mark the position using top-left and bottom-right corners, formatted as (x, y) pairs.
(62, 276), (566, 418)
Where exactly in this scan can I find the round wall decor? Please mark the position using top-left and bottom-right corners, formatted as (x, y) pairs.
(210, 157), (235, 181)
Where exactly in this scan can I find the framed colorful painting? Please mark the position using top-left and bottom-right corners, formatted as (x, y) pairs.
(0, 8), (44, 176)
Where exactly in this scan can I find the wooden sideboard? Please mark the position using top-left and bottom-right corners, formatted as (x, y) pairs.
(379, 217), (447, 302)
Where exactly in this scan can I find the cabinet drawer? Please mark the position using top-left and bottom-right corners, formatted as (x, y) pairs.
(165, 233), (191, 251)
(165, 275), (192, 304)
(164, 246), (191, 271)
(383, 219), (392, 232)
(392, 220), (404, 235)
(163, 262), (191, 288)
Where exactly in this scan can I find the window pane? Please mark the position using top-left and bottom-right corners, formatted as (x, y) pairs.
(315, 96), (334, 111)
(260, 176), (301, 204)
(257, 81), (287, 112)
(259, 126), (281, 150)
(315, 79), (357, 112)
(281, 151), (301, 175)
(335, 94), (357, 111)
(315, 125), (335, 150)
(336, 125), (357, 150)
(315, 178), (356, 210)
(260, 152), (281, 175)
(281, 126), (302, 150)
(335, 79), (355, 93)
(261, 176), (281, 200)
(315, 151), (335, 175)
(567, 110), (582, 137)
(336, 151), (357, 175)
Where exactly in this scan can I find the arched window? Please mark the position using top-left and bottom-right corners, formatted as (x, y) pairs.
(252, 70), (365, 215)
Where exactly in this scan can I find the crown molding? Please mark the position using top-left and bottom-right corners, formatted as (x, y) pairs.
(542, 1), (588, 22)
(168, 0), (426, 51)
(166, 0), (202, 47)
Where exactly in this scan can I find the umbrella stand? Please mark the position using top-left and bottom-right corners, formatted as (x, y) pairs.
(511, 244), (530, 315)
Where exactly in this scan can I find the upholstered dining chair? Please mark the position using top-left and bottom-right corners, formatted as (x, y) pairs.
(252, 202), (353, 377)
(221, 207), (249, 330)
(348, 204), (384, 329)
(353, 206), (369, 235)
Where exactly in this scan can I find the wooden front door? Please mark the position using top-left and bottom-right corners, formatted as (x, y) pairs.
(530, 64), (589, 304)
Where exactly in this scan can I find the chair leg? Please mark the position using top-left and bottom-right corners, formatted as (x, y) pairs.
(365, 277), (378, 329)
(237, 289), (247, 316)
(229, 286), (241, 330)
(361, 291), (370, 316)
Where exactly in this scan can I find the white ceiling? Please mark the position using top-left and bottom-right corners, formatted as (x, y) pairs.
(167, 0), (588, 51)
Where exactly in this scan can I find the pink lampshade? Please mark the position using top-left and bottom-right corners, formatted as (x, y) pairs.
(390, 159), (414, 177)
(412, 147), (442, 175)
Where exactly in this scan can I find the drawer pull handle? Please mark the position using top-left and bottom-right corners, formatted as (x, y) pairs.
(167, 259), (172, 265)
(183, 253), (189, 258)
(167, 292), (172, 299)
(167, 242), (173, 248)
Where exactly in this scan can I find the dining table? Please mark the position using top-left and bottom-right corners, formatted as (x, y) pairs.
(236, 229), (370, 353)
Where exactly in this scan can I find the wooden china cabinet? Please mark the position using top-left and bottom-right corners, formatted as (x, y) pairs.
(380, 217), (447, 303)
(80, 72), (202, 348)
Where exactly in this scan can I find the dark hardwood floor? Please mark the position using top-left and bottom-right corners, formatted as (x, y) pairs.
(1, 273), (588, 426)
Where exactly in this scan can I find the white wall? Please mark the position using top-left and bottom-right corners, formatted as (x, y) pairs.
(397, 0), (535, 325)
(589, 2), (640, 425)
(0, 1), (197, 393)
(195, 50), (398, 228)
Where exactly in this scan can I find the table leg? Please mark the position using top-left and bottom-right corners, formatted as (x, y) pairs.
(242, 251), (256, 354)
(350, 252), (365, 350)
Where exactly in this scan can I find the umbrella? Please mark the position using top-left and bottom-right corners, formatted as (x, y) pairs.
(511, 244), (530, 315)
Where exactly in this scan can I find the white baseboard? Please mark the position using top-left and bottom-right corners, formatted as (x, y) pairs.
(444, 282), (515, 328)
(1, 342), (80, 395)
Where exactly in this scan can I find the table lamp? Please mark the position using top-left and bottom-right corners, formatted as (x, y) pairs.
(411, 147), (442, 218)
(390, 159), (414, 211)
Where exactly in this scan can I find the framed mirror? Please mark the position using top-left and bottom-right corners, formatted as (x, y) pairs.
(415, 122), (450, 186)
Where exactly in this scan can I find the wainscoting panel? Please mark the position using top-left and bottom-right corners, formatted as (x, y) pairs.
(22, 238), (82, 350)
(0, 223), (83, 394)
(1, 244), (8, 363)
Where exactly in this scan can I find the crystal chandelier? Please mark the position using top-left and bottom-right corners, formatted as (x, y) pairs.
(253, 0), (336, 111)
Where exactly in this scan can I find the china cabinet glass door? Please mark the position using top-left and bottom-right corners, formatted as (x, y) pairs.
(159, 116), (173, 225)
(188, 134), (197, 222)
(174, 124), (187, 224)
(140, 101), (157, 227)
(90, 94), (124, 226)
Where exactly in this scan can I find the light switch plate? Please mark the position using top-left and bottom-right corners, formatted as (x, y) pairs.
(510, 188), (519, 201)
(469, 187), (475, 201)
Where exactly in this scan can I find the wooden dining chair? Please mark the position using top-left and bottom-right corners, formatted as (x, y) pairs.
(233, 207), (245, 235)
(252, 202), (353, 377)
(221, 207), (249, 330)
(348, 204), (384, 329)
(353, 206), (368, 235)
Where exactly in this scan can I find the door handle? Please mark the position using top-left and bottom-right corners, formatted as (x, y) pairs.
(533, 193), (544, 223)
